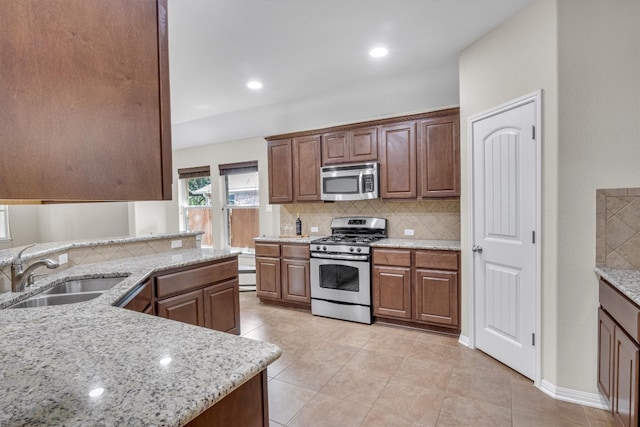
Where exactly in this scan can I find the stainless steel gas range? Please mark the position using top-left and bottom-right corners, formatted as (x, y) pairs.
(309, 217), (387, 324)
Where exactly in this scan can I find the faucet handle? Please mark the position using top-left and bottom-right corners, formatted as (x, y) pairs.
(13, 243), (36, 264)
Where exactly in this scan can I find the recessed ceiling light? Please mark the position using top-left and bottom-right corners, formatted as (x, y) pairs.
(247, 80), (263, 90)
(369, 47), (388, 58)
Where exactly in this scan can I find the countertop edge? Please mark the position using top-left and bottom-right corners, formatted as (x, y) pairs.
(595, 266), (640, 307)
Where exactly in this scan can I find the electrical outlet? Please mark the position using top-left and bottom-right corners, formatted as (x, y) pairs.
(404, 229), (415, 236)
(171, 239), (183, 249)
(310, 226), (319, 233)
(58, 253), (68, 265)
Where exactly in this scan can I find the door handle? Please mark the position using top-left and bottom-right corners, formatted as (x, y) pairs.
(472, 245), (483, 253)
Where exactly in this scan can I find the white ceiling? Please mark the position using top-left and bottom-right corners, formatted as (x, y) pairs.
(167, 0), (530, 149)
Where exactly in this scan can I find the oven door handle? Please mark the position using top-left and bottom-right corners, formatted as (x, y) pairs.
(310, 253), (369, 262)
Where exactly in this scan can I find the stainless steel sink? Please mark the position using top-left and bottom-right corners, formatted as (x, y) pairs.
(8, 276), (127, 309)
(9, 292), (104, 308)
(40, 277), (125, 295)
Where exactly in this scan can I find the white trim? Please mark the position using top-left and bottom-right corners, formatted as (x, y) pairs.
(539, 380), (609, 410)
(458, 334), (471, 347)
(467, 90), (543, 386)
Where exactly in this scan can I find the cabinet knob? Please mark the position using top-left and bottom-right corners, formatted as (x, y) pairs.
(472, 245), (483, 253)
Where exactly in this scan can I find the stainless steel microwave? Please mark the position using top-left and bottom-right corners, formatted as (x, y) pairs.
(320, 162), (379, 201)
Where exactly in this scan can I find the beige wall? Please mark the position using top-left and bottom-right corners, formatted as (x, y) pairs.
(166, 137), (280, 248)
(460, 0), (640, 395)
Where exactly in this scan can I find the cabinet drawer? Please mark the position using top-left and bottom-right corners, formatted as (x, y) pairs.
(415, 250), (459, 271)
(373, 249), (411, 267)
(282, 244), (309, 259)
(600, 279), (640, 343)
(255, 243), (280, 257)
(156, 259), (238, 299)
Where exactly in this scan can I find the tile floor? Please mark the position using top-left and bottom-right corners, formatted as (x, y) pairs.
(239, 292), (615, 426)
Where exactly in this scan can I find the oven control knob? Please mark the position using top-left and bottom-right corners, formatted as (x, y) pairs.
(349, 247), (354, 252)
(315, 245), (321, 251)
(322, 246), (327, 251)
(356, 247), (362, 253)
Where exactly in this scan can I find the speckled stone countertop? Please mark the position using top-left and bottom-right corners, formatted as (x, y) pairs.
(0, 248), (281, 426)
(254, 235), (316, 244)
(595, 267), (640, 306)
(0, 231), (203, 268)
(372, 238), (461, 251)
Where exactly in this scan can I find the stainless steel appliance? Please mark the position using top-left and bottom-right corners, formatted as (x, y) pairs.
(309, 217), (387, 324)
(320, 162), (379, 201)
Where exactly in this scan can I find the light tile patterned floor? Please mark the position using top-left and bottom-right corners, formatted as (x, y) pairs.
(239, 292), (614, 427)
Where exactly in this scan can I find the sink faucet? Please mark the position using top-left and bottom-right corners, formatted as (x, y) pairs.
(11, 244), (60, 292)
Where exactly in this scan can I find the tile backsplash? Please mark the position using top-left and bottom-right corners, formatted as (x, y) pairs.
(596, 188), (640, 268)
(281, 199), (460, 240)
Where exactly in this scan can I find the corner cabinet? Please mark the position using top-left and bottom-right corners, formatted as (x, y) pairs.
(120, 256), (241, 335)
(598, 279), (640, 427)
(373, 248), (460, 333)
(267, 137), (321, 204)
(0, 0), (172, 201)
(256, 242), (311, 308)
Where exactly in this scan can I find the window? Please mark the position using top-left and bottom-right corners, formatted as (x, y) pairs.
(0, 205), (10, 241)
(219, 161), (259, 253)
(178, 166), (212, 247)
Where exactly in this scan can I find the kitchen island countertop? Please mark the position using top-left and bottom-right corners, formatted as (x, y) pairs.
(0, 248), (281, 426)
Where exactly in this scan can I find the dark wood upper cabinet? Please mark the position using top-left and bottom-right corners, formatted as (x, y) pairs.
(379, 122), (417, 199)
(267, 139), (294, 204)
(417, 114), (460, 198)
(293, 136), (321, 201)
(322, 127), (378, 165)
(0, 0), (172, 201)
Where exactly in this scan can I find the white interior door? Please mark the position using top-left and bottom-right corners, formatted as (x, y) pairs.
(471, 94), (539, 380)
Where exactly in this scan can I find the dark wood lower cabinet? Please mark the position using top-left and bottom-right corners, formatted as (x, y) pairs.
(204, 279), (240, 334)
(185, 370), (269, 427)
(598, 279), (640, 427)
(282, 259), (310, 303)
(256, 256), (281, 299)
(372, 248), (460, 333)
(157, 289), (205, 327)
(256, 242), (311, 309)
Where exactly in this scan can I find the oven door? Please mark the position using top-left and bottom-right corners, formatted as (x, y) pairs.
(310, 255), (370, 306)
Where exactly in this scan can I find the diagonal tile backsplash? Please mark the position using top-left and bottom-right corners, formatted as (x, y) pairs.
(281, 199), (460, 240)
(596, 188), (640, 268)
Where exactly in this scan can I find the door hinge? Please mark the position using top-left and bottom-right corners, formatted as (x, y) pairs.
(532, 125), (536, 140)
(532, 231), (536, 244)
(532, 333), (536, 346)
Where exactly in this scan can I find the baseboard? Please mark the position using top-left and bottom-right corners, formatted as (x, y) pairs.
(539, 379), (609, 410)
(458, 334), (470, 347)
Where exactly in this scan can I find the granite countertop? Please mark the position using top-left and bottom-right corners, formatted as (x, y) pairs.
(595, 267), (640, 307)
(254, 235), (316, 244)
(0, 231), (203, 268)
(372, 238), (461, 251)
(0, 248), (281, 426)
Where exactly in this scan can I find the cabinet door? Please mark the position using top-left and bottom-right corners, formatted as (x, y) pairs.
(414, 269), (458, 326)
(322, 132), (349, 165)
(282, 259), (311, 304)
(373, 265), (411, 319)
(268, 139), (293, 203)
(598, 308), (615, 409)
(123, 280), (153, 313)
(614, 326), (640, 427)
(0, 0), (171, 201)
(293, 135), (321, 201)
(379, 122), (417, 199)
(204, 279), (240, 335)
(417, 114), (460, 198)
(157, 289), (205, 327)
(350, 127), (378, 163)
(256, 256), (281, 299)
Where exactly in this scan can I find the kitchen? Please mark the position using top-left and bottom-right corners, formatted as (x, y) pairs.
(1, 0), (639, 426)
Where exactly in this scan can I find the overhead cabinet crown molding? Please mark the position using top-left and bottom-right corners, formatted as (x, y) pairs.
(265, 108), (460, 204)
